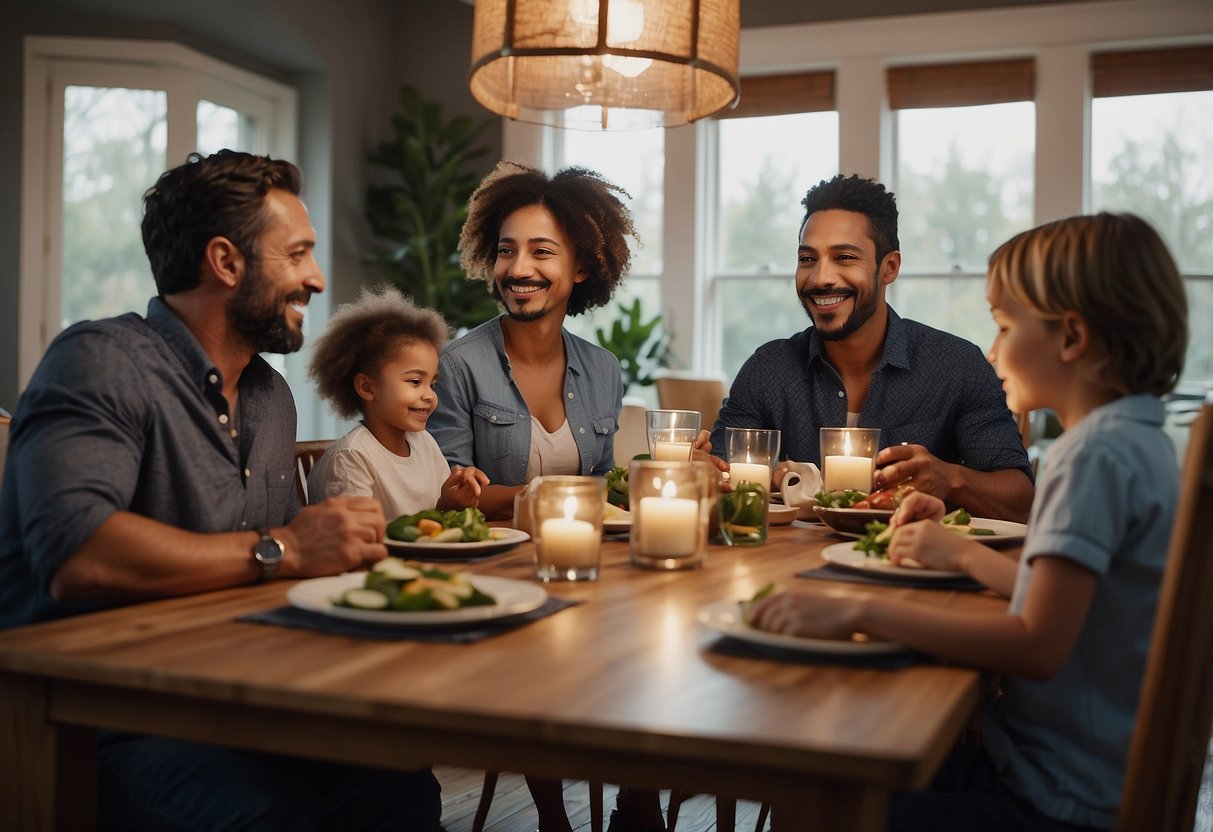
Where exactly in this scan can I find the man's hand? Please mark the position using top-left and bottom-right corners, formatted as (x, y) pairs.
(873, 442), (953, 498)
(281, 496), (387, 577)
(439, 465), (490, 509)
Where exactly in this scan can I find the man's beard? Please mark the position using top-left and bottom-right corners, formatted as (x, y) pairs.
(492, 278), (552, 323)
(228, 262), (308, 354)
(800, 287), (880, 342)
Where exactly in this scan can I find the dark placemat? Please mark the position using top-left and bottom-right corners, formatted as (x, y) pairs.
(237, 596), (580, 643)
(797, 564), (985, 591)
(708, 635), (921, 669)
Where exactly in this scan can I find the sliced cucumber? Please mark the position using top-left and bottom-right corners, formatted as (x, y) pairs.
(373, 557), (422, 581)
(341, 588), (391, 610)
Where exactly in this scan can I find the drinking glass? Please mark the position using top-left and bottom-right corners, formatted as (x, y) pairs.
(720, 427), (780, 546)
(646, 409), (701, 461)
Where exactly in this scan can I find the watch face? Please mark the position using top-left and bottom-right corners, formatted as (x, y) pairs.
(255, 536), (284, 563)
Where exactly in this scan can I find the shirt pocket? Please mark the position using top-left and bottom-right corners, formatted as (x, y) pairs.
(589, 412), (618, 464)
(472, 402), (518, 461)
(264, 467), (295, 526)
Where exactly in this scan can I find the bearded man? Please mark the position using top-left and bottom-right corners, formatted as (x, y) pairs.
(0, 150), (442, 830)
(709, 174), (1034, 522)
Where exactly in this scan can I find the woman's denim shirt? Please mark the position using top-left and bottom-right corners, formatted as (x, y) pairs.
(429, 317), (624, 485)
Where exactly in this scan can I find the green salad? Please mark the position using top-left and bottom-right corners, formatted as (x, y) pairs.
(814, 489), (869, 508)
(335, 558), (496, 611)
(386, 507), (492, 543)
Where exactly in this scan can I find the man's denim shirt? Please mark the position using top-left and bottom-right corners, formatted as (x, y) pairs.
(429, 316), (624, 485)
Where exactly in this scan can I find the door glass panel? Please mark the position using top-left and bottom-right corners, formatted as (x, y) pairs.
(62, 85), (167, 327)
(197, 99), (257, 155)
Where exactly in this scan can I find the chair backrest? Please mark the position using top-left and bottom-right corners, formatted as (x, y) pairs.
(1117, 404), (1213, 832)
(614, 403), (649, 468)
(655, 375), (728, 434)
(294, 439), (334, 505)
(0, 409), (10, 481)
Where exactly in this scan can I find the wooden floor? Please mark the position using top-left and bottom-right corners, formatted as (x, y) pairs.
(437, 767), (767, 832)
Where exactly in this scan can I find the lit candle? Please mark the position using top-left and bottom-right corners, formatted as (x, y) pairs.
(538, 496), (598, 569)
(652, 440), (693, 461)
(637, 480), (698, 556)
(729, 462), (771, 488)
(823, 455), (872, 491)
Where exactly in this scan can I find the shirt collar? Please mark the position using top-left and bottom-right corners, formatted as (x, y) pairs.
(807, 304), (910, 370)
(145, 296), (273, 393)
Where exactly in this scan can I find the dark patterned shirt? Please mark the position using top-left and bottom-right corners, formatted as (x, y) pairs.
(0, 298), (299, 627)
(710, 307), (1033, 478)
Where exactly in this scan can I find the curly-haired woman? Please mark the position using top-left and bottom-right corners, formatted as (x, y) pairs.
(428, 161), (637, 522)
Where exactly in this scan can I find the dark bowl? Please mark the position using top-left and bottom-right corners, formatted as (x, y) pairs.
(812, 505), (894, 536)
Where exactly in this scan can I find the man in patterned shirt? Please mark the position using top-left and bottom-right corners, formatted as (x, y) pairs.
(709, 174), (1033, 522)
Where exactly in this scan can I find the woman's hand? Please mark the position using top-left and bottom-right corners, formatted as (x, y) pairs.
(692, 429), (729, 473)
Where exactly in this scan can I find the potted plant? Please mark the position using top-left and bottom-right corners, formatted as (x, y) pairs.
(594, 297), (674, 393)
(365, 85), (499, 331)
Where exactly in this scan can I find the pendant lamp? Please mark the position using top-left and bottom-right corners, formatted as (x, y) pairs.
(469, 0), (740, 131)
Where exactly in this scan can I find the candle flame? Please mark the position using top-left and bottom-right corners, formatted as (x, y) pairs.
(562, 495), (579, 521)
(844, 431), (852, 456)
(661, 480), (678, 499)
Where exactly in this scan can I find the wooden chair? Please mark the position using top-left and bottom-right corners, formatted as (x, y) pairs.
(655, 375), (727, 435)
(1117, 403), (1213, 832)
(293, 439), (334, 505)
(472, 773), (603, 832)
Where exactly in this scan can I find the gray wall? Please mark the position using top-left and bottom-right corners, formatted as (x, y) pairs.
(0, 0), (499, 410)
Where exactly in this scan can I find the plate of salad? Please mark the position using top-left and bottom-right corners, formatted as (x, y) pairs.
(287, 560), (547, 625)
(385, 508), (530, 557)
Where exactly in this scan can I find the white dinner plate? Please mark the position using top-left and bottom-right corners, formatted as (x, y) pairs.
(384, 527), (530, 556)
(822, 542), (968, 581)
(826, 517), (1027, 544)
(287, 573), (548, 625)
(697, 600), (907, 655)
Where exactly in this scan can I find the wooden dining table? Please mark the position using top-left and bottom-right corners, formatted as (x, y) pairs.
(0, 519), (1008, 831)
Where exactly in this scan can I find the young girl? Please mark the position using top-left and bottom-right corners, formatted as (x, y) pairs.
(306, 285), (487, 518)
(752, 212), (1189, 831)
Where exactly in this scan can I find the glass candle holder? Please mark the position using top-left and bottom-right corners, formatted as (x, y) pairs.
(721, 427), (781, 546)
(819, 427), (881, 493)
(530, 476), (605, 582)
(628, 460), (710, 570)
(646, 409), (701, 461)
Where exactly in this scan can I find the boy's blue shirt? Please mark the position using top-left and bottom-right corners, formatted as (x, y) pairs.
(983, 394), (1178, 828)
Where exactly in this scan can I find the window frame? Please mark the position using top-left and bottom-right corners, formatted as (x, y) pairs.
(19, 36), (297, 390)
(502, 1), (1210, 384)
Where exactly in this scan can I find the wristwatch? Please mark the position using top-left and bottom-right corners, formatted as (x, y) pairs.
(253, 530), (285, 582)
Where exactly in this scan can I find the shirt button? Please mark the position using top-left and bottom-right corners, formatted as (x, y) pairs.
(491, 415), (497, 422)
(837, 391), (844, 398)
(567, 392), (574, 399)
(230, 429), (238, 438)
(208, 373), (219, 385)
(578, 427), (585, 435)
(244, 468), (251, 478)
(218, 414), (229, 425)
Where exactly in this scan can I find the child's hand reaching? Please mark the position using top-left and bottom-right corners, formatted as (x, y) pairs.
(438, 465), (490, 509)
(886, 517), (975, 573)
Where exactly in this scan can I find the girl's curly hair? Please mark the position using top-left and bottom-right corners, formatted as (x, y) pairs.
(458, 161), (638, 316)
(308, 284), (450, 419)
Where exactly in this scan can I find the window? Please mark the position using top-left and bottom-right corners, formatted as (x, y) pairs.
(709, 71), (839, 382)
(20, 37), (296, 390)
(889, 59), (1036, 354)
(712, 111), (839, 380)
(1089, 45), (1213, 386)
(555, 114), (664, 369)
